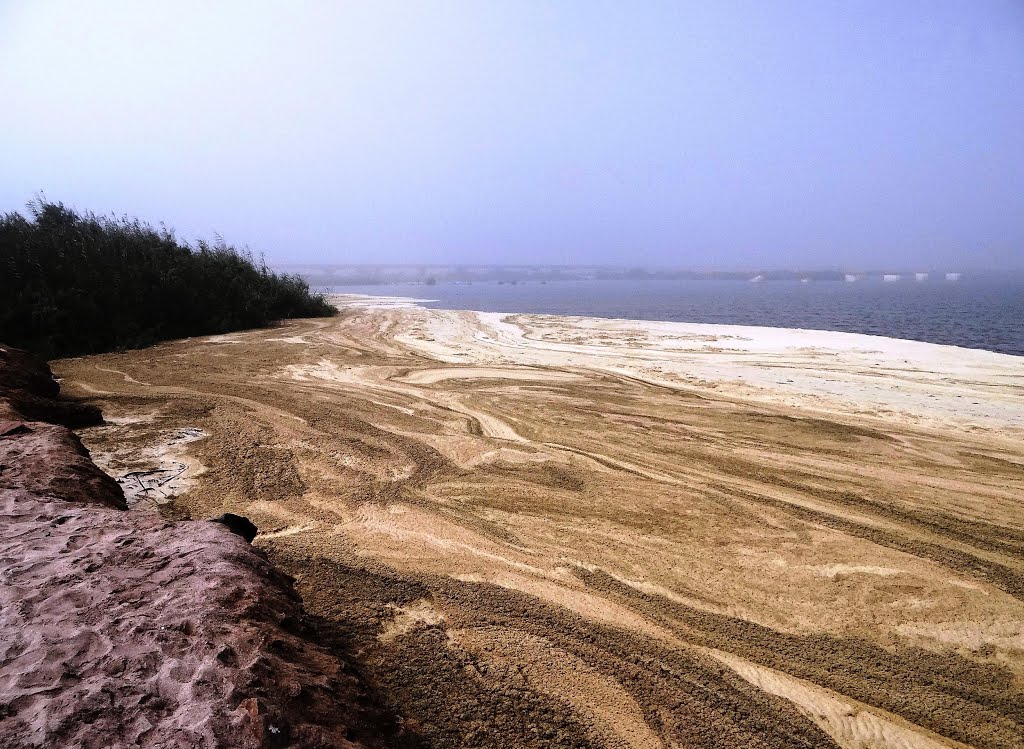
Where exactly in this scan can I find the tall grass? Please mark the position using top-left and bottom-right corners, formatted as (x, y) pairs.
(0, 199), (336, 359)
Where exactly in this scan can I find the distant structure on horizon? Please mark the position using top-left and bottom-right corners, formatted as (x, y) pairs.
(844, 274), (858, 282)
(945, 272), (962, 281)
(883, 274), (901, 282)
(915, 272), (929, 281)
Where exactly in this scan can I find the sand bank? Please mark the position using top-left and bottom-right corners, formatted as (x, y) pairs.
(54, 296), (1024, 749)
(333, 293), (1024, 437)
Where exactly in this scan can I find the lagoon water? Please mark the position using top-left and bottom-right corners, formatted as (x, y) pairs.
(330, 277), (1024, 357)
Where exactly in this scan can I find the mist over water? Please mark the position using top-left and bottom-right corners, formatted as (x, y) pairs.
(331, 277), (1024, 356)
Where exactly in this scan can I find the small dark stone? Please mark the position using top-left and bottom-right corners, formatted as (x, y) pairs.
(210, 513), (258, 543)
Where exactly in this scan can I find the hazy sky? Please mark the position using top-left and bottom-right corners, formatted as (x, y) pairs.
(2, 1), (1022, 268)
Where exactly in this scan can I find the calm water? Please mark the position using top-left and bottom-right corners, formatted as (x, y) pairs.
(330, 278), (1024, 357)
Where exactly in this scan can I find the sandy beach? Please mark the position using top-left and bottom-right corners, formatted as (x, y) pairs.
(55, 295), (1024, 749)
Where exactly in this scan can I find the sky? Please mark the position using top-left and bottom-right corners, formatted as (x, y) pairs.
(1, 1), (1022, 269)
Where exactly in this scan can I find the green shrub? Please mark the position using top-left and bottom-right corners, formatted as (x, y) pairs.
(0, 199), (336, 359)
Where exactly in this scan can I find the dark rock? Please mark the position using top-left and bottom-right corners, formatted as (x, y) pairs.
(0, 342), (104, 428)
(0, 388), (104, 428)
(0, 343), (60, 398)
(0, 420), (127, 510)
(210, 513), (259, 543)
(0, 345), (122, 508)
(1, 480), (399, 748)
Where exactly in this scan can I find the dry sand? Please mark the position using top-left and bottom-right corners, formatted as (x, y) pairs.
(55, 295), (1024, 749)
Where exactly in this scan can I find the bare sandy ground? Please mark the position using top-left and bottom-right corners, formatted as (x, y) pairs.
(55, 295), (1024, 749)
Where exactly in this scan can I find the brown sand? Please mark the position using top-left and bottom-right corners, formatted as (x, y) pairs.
(54, 297), (1024, 749)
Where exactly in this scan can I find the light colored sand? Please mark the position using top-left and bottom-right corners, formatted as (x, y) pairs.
(709, 649), (968, 749)
(333, 295), (1024, 437)
(89, 426), (207, 507)
(396, 366), (583, 385)
(378, 598), (446, 643)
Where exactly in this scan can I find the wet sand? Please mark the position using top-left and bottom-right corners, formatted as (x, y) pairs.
(55, 295), (1024, 749)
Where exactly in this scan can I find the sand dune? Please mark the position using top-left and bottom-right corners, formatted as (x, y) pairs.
(55, 296), (1024, 749)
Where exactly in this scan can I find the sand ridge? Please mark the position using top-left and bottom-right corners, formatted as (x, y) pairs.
(55, 296), (1024, 749)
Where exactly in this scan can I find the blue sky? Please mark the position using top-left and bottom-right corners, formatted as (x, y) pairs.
(1, 1), (1022, 268)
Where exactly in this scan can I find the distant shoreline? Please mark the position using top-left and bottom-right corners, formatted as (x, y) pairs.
(330, 293), (1024, 436)
(282, 264), (1024, 288)
(326, 291), (1019, 354)
(327, 277), (1024, 358)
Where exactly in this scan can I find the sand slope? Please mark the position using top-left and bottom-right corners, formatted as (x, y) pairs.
(55, 297), (1024, 749)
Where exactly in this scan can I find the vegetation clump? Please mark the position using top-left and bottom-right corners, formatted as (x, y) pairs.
(1, 199), (336, 359)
